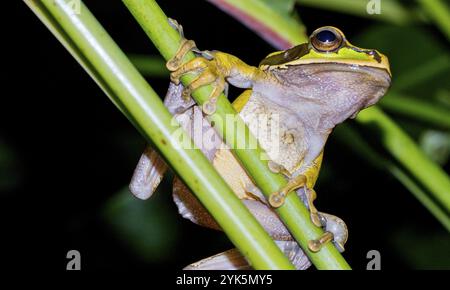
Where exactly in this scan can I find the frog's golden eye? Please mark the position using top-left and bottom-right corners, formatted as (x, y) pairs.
(310, 27), (343, 52)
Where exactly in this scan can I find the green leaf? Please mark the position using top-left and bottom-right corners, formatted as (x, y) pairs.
(417, 0), (450, 41)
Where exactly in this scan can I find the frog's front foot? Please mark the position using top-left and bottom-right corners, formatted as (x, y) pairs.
(166, 38), (226, 115)
(308, 212), (348, 253)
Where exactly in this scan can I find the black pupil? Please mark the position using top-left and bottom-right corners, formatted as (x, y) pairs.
(316, 30), (336, 43)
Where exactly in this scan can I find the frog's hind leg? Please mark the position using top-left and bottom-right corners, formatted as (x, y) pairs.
(268, 173), (322, 227)
(183, 248), (252, 270)
(129, 82), (196, 200)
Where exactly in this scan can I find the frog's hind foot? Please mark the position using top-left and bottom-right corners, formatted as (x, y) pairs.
(308, 231), (334, 253)
(308, 212), (348, 253)
(305, 188), (322, 227)
(268, 174), (321, 227)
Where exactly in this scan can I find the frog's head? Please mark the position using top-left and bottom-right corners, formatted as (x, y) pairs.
(259, 26), (391, 126)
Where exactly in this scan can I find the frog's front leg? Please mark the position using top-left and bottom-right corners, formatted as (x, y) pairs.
(166, 38), (269, 115)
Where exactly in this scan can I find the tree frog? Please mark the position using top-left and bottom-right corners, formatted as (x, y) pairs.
(129, 24), (391, 270)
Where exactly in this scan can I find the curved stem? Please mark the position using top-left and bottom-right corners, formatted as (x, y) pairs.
(380, 93), (450, 129)
(357, 107), (450, 213)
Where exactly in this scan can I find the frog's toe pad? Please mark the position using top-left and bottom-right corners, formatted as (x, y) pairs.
(269, 192), (285, 208)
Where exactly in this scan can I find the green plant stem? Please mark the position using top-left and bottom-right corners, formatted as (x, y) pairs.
(123, 0), (351, 270)
(334, 124), (450, 232)
(417, 0), (450, 40)
(380, 93), (450, 129)
(357, 107), (450, 213)
(29, 0), (296, 270)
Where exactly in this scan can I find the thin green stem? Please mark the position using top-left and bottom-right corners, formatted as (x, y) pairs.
(357, 107), (450, 213)
(389, 166), (450, 232)
(417, 0), (450, 40)
(123, 0), (351, 270)
(334, 124), (450, 232)
(28, 0), (296, 270)
(380, 93), (450, 129)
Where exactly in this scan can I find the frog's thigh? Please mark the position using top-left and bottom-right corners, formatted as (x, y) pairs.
(174, 148), (293, 240)
(173, 177), (221, 231)
(212, 148), (255, 199)
(172, 178), (292, 240)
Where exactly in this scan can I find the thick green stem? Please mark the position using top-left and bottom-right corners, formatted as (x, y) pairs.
(357, 107), (450, 212)
(123, 0), (351, 269)
(380, 93), (450, 129)
(28, 0), (296, 270)
(334, 124), (450, 232)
